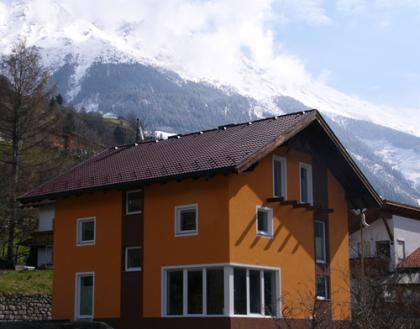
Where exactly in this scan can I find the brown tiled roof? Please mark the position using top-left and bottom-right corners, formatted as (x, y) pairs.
(398, 247), (420, 269)
(20, 110), (318, 203)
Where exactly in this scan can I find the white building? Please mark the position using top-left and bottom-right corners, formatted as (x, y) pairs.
(29, 203), (55, 268)
(349, 200), (420, 272)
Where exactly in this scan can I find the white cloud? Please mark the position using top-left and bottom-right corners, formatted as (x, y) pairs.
(336, 0), (368, 15)
(272, 0), (331, 25)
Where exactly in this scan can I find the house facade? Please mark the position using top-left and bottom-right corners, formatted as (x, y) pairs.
(349, 201), (420, 272)
(26, 203), (54, 268)
(20, 110), (381, 329)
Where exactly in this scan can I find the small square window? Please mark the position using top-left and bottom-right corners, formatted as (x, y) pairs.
(77, 218), (95, 245)
(125, 247), (142, 271)
(316, 276), (329, 300)
(256, 207), (273, 237)
(175, 204), (198, 236)
(126, 190), (143, 215)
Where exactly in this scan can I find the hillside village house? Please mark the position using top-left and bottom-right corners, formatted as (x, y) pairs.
(20, 110), (383, 329)
(349, 200), (420, 307)
(349, 200), (420, 272)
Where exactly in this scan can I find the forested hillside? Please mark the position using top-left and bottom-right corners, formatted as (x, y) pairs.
(0, 43), (142, 267)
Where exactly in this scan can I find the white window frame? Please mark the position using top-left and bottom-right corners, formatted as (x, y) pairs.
(316, 276), (329, 301)
(272, 155), (287, 199)
(76, 217), (96, 246)
(125, 246), (142, 272)
(256, 206), (274, 238)
(175, 204), (198, 237)
(299, 162), (313, 205)
(396, 239), (406, 261)
(315, 220), (327, 264)
(75, 272), (95, 320)
(161, 263), (281, 318)
(126, 189), (143, 215)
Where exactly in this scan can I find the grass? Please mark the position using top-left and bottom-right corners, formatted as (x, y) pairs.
(0, 270), (53, 295)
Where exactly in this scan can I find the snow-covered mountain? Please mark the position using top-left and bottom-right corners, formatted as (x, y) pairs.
(1, 0), (419, 205)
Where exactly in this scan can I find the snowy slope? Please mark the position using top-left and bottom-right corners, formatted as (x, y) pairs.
(0, 0), (419, 204)
(1, 0), (419, 136)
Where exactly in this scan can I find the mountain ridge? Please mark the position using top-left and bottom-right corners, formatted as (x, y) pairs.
(1, 0), (419, 205)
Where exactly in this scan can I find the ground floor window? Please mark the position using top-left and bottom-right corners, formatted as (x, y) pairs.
(75, 272), (94, 319)
(163, 264), (280, 317)
(316, 275), (329, 300)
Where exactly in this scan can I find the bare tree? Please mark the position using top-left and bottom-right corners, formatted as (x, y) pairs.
(0, 41), (58, 264)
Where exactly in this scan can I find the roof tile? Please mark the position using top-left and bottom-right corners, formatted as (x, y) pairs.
(20, 110), (315, 202)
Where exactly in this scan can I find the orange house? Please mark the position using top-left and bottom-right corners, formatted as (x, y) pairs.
(20, 110), (382, 329)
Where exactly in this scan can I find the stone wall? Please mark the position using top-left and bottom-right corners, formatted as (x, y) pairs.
(0, 295), (51, 321)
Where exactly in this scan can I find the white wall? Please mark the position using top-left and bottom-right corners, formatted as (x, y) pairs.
(37, 247), (53, 267)
(349, 217), (393, 259)
(393, 215), (420, 266)
(38, 204), (55, 231)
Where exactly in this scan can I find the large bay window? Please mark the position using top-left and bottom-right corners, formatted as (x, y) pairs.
(163, 264), (280, 317)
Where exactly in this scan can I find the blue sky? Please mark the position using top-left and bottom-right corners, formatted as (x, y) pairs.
(271, 0), (420, 108)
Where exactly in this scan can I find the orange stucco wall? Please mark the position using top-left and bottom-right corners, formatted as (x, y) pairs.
(228, 148), (315, 318)
(52, 191), (122, 320)
(51, 146), (351, 321)
(328, 171), (351, 320)
(143, 176), (230, 317)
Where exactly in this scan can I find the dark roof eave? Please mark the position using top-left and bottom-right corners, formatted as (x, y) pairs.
(19, 166), (237, 205)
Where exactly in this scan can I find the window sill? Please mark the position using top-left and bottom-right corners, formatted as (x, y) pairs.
(175, 231), (198, 237)
(316, 297), (330, 302)
(315, 260), (327, 264)
(125, 267), (142, 272)
(257, 232), (273, 239)
(76, 241), (95, 246)
(126, 210), (142, 215)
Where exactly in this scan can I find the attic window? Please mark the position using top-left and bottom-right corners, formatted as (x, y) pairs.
(126, 190), (143, 215)
(299, 162), (313, 205)
(273, 156), (287, 198)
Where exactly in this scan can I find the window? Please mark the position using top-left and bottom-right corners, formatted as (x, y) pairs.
(126, 190), (143, 214)
(315, 221), (326, 263)
(206, 268), (224, 315)
(188, 270), (203, 314)
(376, 241), (391, 259)
(175, 204), (198, 236)
(163, 264), (279, 317)
(165, 267), (224, 316)
(233, 267), (278, 316)
(167, 271), (183, 315)
(256, 207), (273, 237)
(76, 218), (95, 245)
(125, 247), (142, 272)
(273, 156), (287, 198)
(233, 268), (247, 315)
(299, 163), (313, 204)
(264, 271), (276, 316)
(396, 240), (406, 261)
(75, 272), (94, 319)
(316, 276), (329, 300)
(249, 270), (261, 314)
